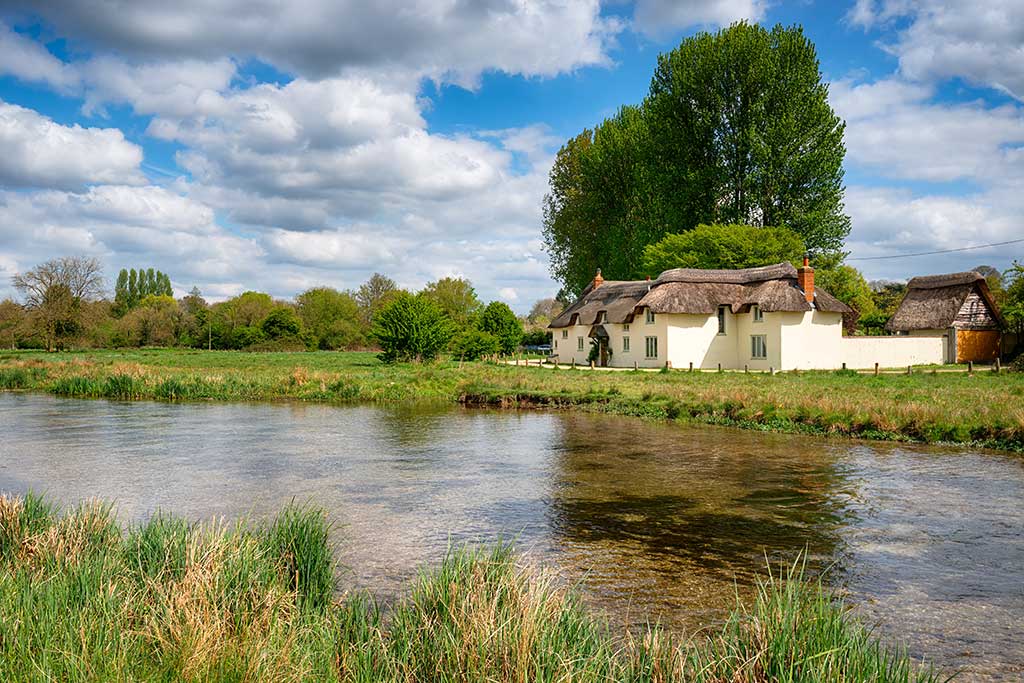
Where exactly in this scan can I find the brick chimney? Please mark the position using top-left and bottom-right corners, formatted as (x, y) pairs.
(797, 256), (814, 303)
(592, 268), (604, 289)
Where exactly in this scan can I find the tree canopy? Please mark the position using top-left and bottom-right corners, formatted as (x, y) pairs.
(543, 21), (849, 296)
(420, 277), (482, 325)
(641, 224), (805, 275)
(478, 301), (523, 356)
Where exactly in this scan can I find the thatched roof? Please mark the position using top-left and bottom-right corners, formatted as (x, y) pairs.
(548, 280), (651, 327)
(886, 271), (1003, 331)
(549, 263), (850, 328)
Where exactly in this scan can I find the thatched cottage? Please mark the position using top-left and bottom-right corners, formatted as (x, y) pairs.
(549, 260), (853, 370)
(886, 271), (1003, 362)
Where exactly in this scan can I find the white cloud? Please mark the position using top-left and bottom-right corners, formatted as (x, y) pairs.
(11, 1), (620, 87)
(0, 23), (77, 91)
(848, 1), (1024, 100)
(632, 0), (764, 37)
(831, 77), (1024, 183)
(0, 100), (145, 190)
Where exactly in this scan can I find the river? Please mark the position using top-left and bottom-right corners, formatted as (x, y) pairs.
(1, 392), (1021, 680)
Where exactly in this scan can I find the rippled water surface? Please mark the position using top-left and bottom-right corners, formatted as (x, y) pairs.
(1, 392), (1022, 680)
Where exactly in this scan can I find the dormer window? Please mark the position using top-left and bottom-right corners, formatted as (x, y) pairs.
(717, 306), (727, 335)
(645, 309), (655, 324)
(752, 305), (763, 322)
(598, 312), (607, 323)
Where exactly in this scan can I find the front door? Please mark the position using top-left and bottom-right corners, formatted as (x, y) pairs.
(599, 341), (608, 367)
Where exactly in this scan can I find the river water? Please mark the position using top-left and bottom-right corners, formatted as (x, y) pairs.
(1, 392), (1021, 680)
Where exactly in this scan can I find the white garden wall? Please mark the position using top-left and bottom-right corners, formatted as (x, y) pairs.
(839, 335), (946, 369)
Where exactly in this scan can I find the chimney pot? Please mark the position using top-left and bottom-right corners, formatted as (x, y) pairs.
(593, 268), (604, 289)
(797, 255), (814, 303)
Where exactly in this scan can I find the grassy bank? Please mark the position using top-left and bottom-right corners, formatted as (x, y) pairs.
(2, 348), (1023, 451)
(0, 493), (939, 682)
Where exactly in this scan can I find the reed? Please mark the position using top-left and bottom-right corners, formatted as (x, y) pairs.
(0, 493), (942, 682)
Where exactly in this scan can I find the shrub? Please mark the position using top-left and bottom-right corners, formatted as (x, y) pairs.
(260, 307), (302, 339)
(372, 292), (454, 363)
(451, 328), (500, 360)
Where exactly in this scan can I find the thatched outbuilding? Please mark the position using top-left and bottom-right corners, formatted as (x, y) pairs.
(886, 271), (1003, 362)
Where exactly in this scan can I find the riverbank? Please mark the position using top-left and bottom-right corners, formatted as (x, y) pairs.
(2, 348), (1022, 452)
(0, 493), (938, 682)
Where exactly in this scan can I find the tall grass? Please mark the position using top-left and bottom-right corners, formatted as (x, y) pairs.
(0, 493), (942, 682)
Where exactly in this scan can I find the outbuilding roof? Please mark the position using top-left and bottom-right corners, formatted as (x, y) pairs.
(885, 271), (1003, 331)
(549, 262), (850, 328)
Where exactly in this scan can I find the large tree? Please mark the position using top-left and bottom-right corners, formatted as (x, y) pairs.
(12, 257), (105, 351)
(420, 277), (482, 326)
(372, 292), (453, 363)
(543, 22), (849, 296)
(356, 273), (398, 324)
(478, 301), (523, 356)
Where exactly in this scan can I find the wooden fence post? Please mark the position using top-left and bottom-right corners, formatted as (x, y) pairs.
(769, 366), (775, 375)
(717, 362), (722, 373)
(995, 357), (1001, 373)
(633, 361), (638, 371)
(874, 362), (879, 376)
(688, 361), (693, 373)
(967, 360), (973, 374)
(744, 364), (748, 373)
(571, 358), (575, 369)
(667, 360), (672, 369)
(841, 362), (846, 371)
(906, 365), (912, 375)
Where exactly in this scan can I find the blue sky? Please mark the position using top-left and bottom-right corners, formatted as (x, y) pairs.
(0, 0), (1022, 310)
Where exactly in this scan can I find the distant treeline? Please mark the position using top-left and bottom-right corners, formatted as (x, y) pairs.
(1, 257), (563, 357)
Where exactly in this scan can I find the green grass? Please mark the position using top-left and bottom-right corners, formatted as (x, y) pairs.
(2, 348), (1023, 451)
(0, 493), (942, 682)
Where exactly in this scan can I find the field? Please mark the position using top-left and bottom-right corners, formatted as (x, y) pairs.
(0, 493), (940, 682)
(2, 348), (1023, 451)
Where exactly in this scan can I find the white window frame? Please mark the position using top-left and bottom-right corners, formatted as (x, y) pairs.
(562, 329), (568, 339)
(623, 323), (630, 332)
(577, 336), (584, 351)
(622, 336), (630, 352)
(645, 309), (655, 324)
(717, 306), (727, 335)
(752, 305), (763, 323)
(751, 334), (767, 359)
(645, 336), (658, 359)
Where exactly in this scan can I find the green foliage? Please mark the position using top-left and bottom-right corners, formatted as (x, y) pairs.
(544, 22), (849, 295)
(114, 267), (173, 314)
(260, 307), (302, 340)
(372, 292), (455, 363)
(642, 224), (805, 275)
(296, 287), (364, 350)
(1002, 261), (1024, 347)
(420, 277), (482, 325)
(478, 301), (523, 355)
(356, 272), (398, 324)
(521, 328), (550, 346)
(451, 327), (500, 360)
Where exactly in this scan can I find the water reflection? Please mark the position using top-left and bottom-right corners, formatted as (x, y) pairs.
(1, 393), (1021, 680)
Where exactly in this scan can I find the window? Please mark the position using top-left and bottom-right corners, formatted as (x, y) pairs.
(752, 305), (763, 322)
(751, 335), (767, 359)
(599, 312), (607, 323)
(645, 336), (658, 358)
(553, 340), (558, 350)
(717, 306), (727, 334)
(623, 323), (629, 332)
(645, 309), (655, 324)
(562, 329), (568, 339)
(622, 336), (630, 352)
(577, 337), (584, 351)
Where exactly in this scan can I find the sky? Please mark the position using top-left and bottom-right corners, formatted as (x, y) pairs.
(0, 0), (1021, 311)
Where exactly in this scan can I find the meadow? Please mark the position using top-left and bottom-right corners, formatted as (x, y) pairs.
(0, 492), (941, 682)
(1, 348), (1022, 452)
